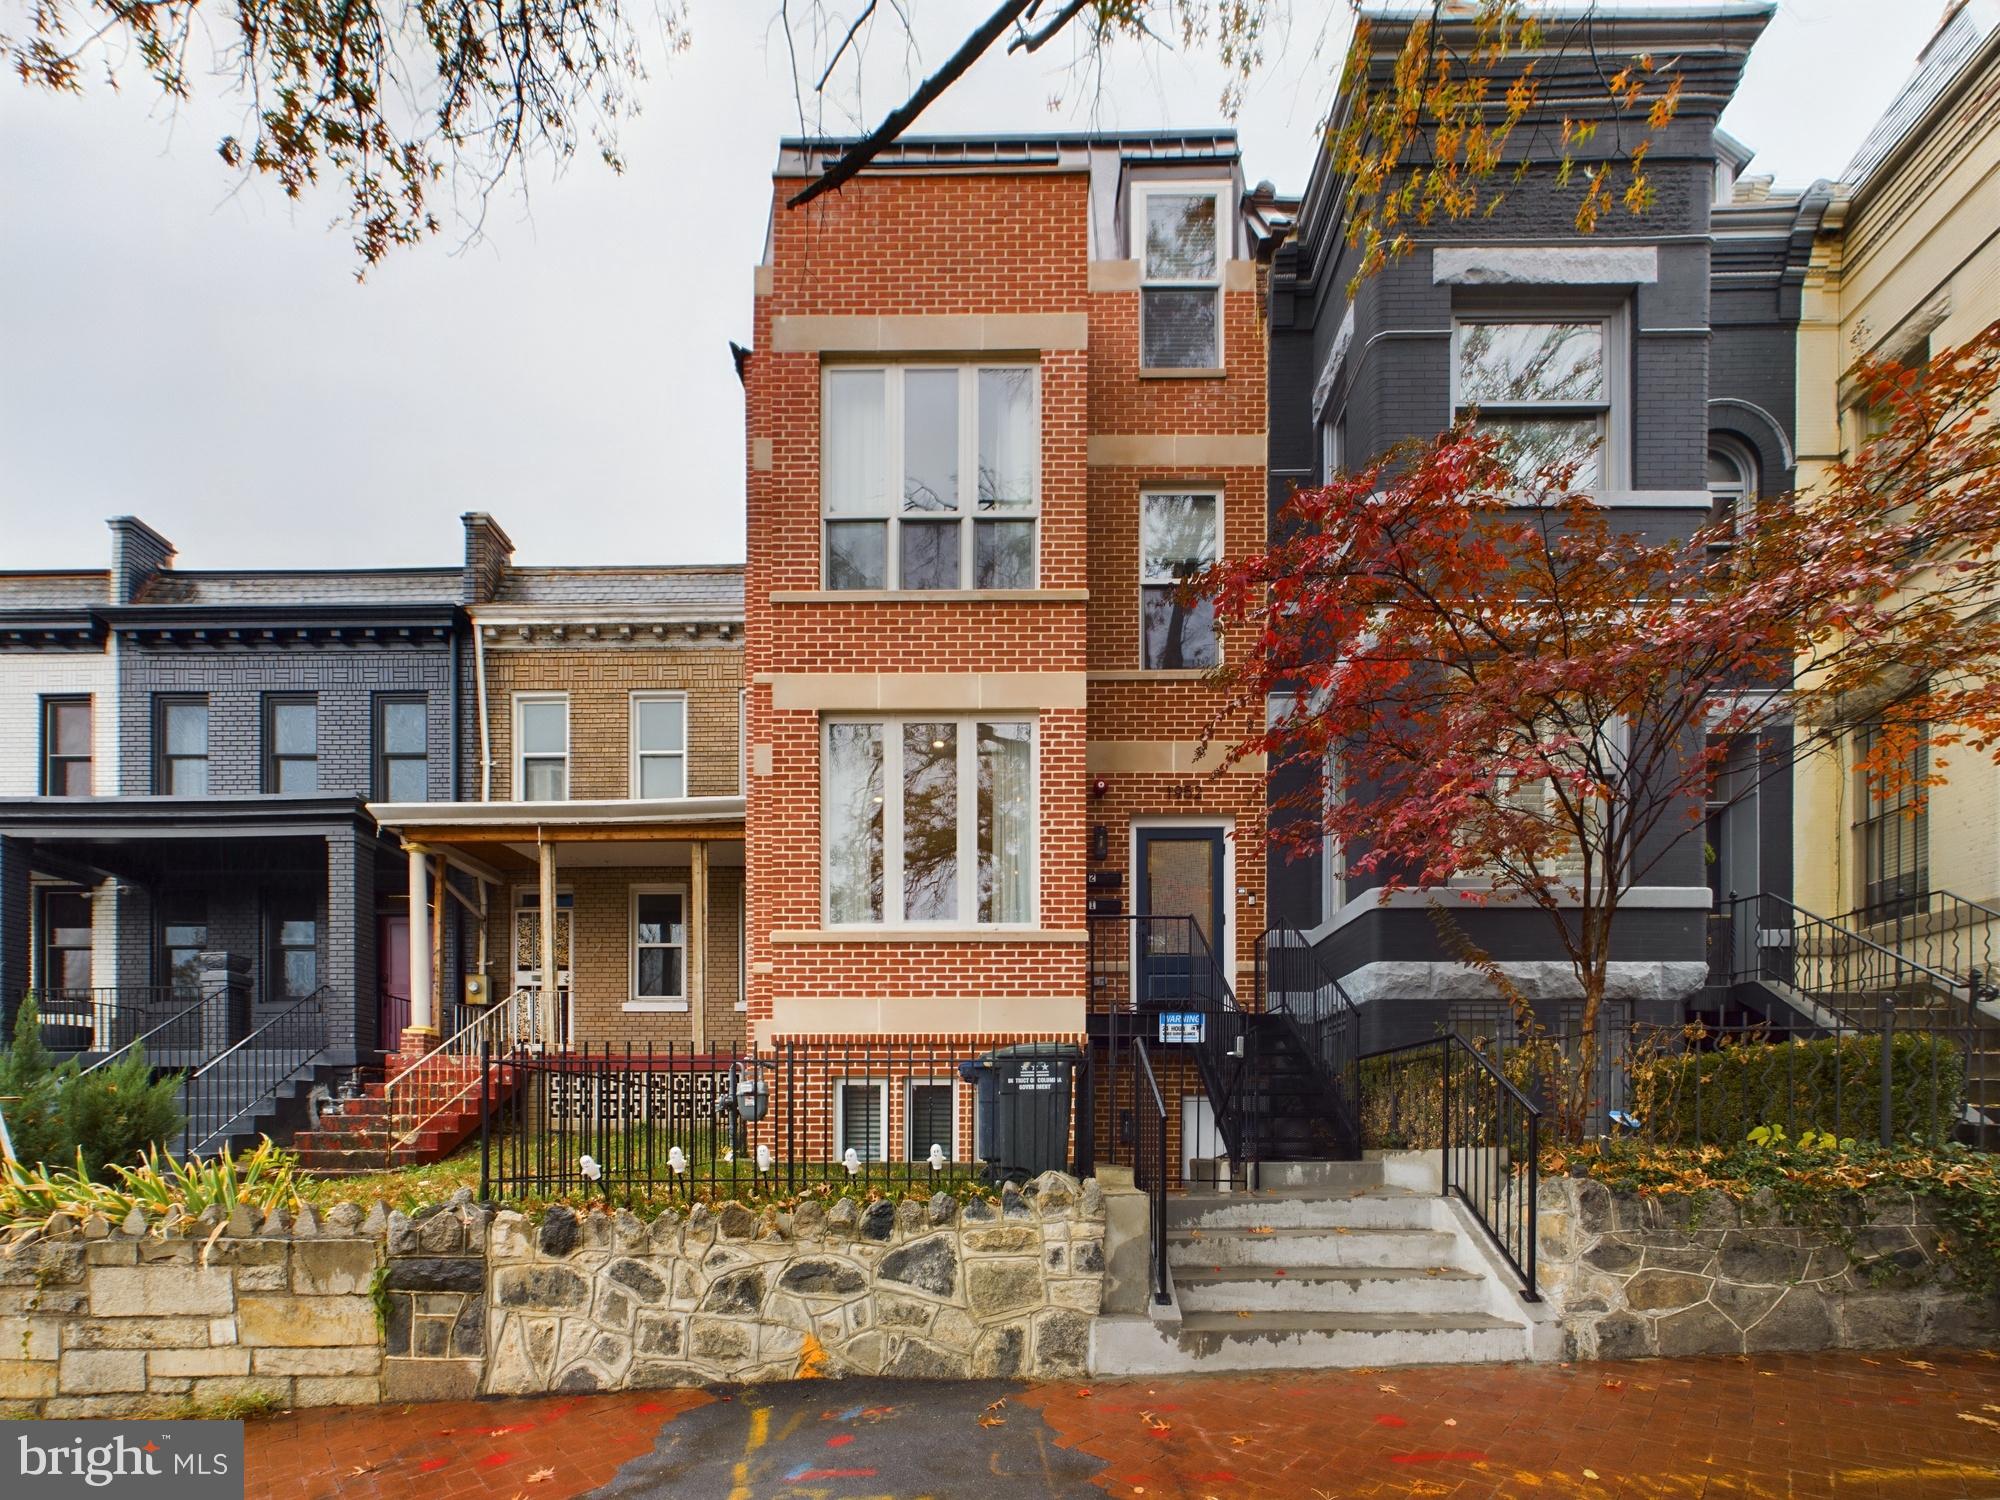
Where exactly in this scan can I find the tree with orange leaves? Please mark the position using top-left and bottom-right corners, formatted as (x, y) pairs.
(1199, 321), (2000, 1137)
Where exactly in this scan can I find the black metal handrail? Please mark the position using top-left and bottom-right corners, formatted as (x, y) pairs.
(179, 988), (328, 1157)
(1255, 927), (1361, 1155)
(1130, 1037), (1172, 1306)
(28, 986), (199, 1053)
(76, 986), (227, 1077)
(1717, 892), (1972, 1026)
(1359, 1034), (1540, 1300)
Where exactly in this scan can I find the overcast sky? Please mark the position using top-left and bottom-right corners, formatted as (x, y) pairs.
(0, 1), (1945, 574)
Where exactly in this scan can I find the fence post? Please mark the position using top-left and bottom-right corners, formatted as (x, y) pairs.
(1878, 998), (1896, 1150)
(479, 1037), (490, 1202)
(1439, 1036), (1452, 1198)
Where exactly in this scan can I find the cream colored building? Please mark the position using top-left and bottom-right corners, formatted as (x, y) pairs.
(1793, 0), (2000, 934)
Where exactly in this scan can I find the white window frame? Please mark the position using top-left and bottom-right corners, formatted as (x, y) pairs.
(629, 690), (689, 800)
(1138, 487), (1224, 671)
(1449, 308), (1630, 492)
(820, 363), (1041, 592)
(513, 692), (570, 802)
(1319, 416), (1342, 484)
(820, 713), (1039, 929)
(1707, 436), (1758, 534)
(626, 882), (689, 1010)
(904, 1078), (960, 1162)
(834, 1079), (890, 1162)
(1131, 180), (1230, 373)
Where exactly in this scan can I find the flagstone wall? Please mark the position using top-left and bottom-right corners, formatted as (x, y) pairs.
(0, 1172), (1106, 1416)
(1538, 1178), (2000, 1360)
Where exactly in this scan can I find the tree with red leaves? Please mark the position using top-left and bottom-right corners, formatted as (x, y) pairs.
(1201, 321), (2000, 1136)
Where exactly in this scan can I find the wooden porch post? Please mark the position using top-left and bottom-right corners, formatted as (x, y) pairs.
(407, 843), (434, 1039)
(538, 834), (558, 1049)
(689, 840), (708, 1052)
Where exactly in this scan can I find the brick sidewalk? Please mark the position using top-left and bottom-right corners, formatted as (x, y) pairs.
(245, 1348), (2000, 1500)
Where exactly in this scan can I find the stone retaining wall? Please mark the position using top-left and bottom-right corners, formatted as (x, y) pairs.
(1539, 1178), (2000, 1360)
(0, 1174), (1106, 1415)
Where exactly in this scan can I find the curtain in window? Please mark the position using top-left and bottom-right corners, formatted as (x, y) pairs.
(978, 722), (1033, 923)
(826, 724), (884, 923)
(824, 369), (887, 514)
(977, 369), (1037, 508)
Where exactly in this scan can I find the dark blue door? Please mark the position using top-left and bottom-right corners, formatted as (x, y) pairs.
(1134, 827), (1226, 1009)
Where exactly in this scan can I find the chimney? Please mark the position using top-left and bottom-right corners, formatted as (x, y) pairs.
(462, 513), (516, 605)
(107, 517), (175, 604)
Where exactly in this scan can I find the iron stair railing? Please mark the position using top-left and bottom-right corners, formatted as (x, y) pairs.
(1254, 927), (1362, 1156)
(178, 988), (328, 1158)
(381, 989), (531, 1149)
(1129, 1037), (1172, 1306)
(76, 985), (228, 1078)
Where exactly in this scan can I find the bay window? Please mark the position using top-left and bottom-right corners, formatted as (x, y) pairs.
(1137, 184), (1225, 369)
(1453, 316), (1622, 489)
(823, 715), (1035, 926)
(1140, 491), (1220, 670)
(822, 364), (1039, 591)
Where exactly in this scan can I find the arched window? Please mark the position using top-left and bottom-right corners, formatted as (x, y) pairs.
(1707, 438), (1758, 532)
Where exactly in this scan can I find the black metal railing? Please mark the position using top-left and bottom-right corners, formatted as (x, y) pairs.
(1256, 927), (1361, 1153)
(1358, 1034), (1541, 1300)
(178, 989), (328, 1157)
(29, 986), (208, 1055)
(1130, 1037), (1172, 1305)
(1088, 914), (1250, 1178)
(77, 985), (233, 1078)
(1714, 892), (1968, 1024)
(480, 1039), (1093, 1206)
(1828, 888), (2000, 1010)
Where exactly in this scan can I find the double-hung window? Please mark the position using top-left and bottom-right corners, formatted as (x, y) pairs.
(1453, 316), (1621, 489)
(822, 364), (1039, 591)
(268, 898), (318, 999)
(375, 695), (429, 801)
(156, 696), (209, 796)
(40, 891), (93, 997)
(1855, 719), (1928, 921)
(631, 692), (687, 798)
(823, 716), (1034, 926)
(1140, 490), (1221, 670)
(265, 695), (318, 793)
(516, 695), (569, 801)
(1137, 184), (1226, 369)
(41, 696), (92, 795)
(630, 885), (687, 1004)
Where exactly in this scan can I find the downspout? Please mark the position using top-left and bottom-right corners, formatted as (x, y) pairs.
(473, 613), (493, 802)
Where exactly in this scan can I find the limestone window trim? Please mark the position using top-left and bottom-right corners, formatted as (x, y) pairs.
(1130, 179), (1232, 373)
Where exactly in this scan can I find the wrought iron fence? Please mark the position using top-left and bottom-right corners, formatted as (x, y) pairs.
(1358, 1034), (1541, 1299)
(479, 1040), (1094, 1207)
(1256, 928), (1361, 1153)
(76, 985), (232, 1077)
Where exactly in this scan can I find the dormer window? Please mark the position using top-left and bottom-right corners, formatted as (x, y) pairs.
(1135, 184), (1227, 370)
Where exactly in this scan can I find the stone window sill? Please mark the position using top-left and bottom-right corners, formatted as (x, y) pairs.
(1138, 367), (1227, 380)
(771, 589), (1089, 604)
(623, 1000), (689, 1012)
(770, 928), (1088, 945)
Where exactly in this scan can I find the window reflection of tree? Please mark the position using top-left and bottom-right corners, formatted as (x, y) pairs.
(902, 723), (957, 920)
(827, 724), (884, 923)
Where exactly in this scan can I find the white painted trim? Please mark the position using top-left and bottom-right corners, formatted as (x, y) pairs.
(1433, 246), (1659, 285)
(1130, 179), (1231, 372)
(1450, 309), (1631, 491)
(629, 689), (689, 800)
(628, 881), (690, 1004)
(511, 691), (569, 803)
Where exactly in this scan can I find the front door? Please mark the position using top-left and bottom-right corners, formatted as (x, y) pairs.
(1134, 826), (1228, 1008)
(514, 891), (574, 1046)
(378, 915), (410, 1050)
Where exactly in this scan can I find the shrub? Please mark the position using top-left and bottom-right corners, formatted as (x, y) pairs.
(1629, 1031), (1964, 1147)
(0, 1140), (300, 1235)
(0, 995), (184, 1178)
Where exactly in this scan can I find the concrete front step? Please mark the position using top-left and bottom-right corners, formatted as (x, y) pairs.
(1174, 1264), (1489, 1315)
(1166, 1187), (1437, 1231)
(1091, 1309), (1533, 1374)
(1195, 1159), (1388, 1193)
(1166, 1225), (1461, 1269)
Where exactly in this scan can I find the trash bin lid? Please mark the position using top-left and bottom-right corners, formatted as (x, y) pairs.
(967, 1042), (1084, 1067)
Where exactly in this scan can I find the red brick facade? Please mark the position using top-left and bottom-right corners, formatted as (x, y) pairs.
(744, 137), (1269, 1059)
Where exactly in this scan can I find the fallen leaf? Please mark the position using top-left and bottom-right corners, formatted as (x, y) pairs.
(1601, 1379), (1625, 1393)
(1443, 1419), (1457, 1427)
(1231, 1436), (1251, 1446)
(1958, 1412), (2000, 1432)
(978, 1415), (1006, 1428)
(1236, 1310), (1253, 1319)
(1142, 1411), (1172, 1433)
(1273, 1268), (1287, 1277)
(1902, 1359), (1936, 1372)
(1076, 1388), (1094, 1398)
(1583, 1469), (1600, 1481)
(1377, 1384), (1398, 1394)
(527, 1471), (556, 1486)
(1249, 1225), (1275, 1235)
(1334, 1226), (1351, 1235)
(986, 1398), (1007, 1412)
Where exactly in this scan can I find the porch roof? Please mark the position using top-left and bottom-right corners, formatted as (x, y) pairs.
(0, 794), (381, 841)
(367, 797), (745, 871)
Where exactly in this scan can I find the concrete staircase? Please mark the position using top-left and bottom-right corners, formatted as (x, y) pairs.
(1090, 1157), (1558, 1374)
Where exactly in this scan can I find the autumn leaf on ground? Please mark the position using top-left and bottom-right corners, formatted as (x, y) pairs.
(1583, 1469), (1600, 1481)
(1377, 1384), (1398, 1394)
(1141, 1411), (1171, 1433)
(1444, 1418), (1457, 1427)
(1236, 1310), (1253, 1318)
(1957, 1412), (2000, 1432)
(1249, 1225), (1275, 1234)
(1075, 1388), (1093, 1398)
(527, 1469), (556, 1484)
(1333, 1226), (1351, 1235)
(1902, 1359), (1937, 1372)
(1231, 1436), (1251, 1446)
(1601, 1379), (1626, 1392)
(978, 1414), (1006, 1428)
